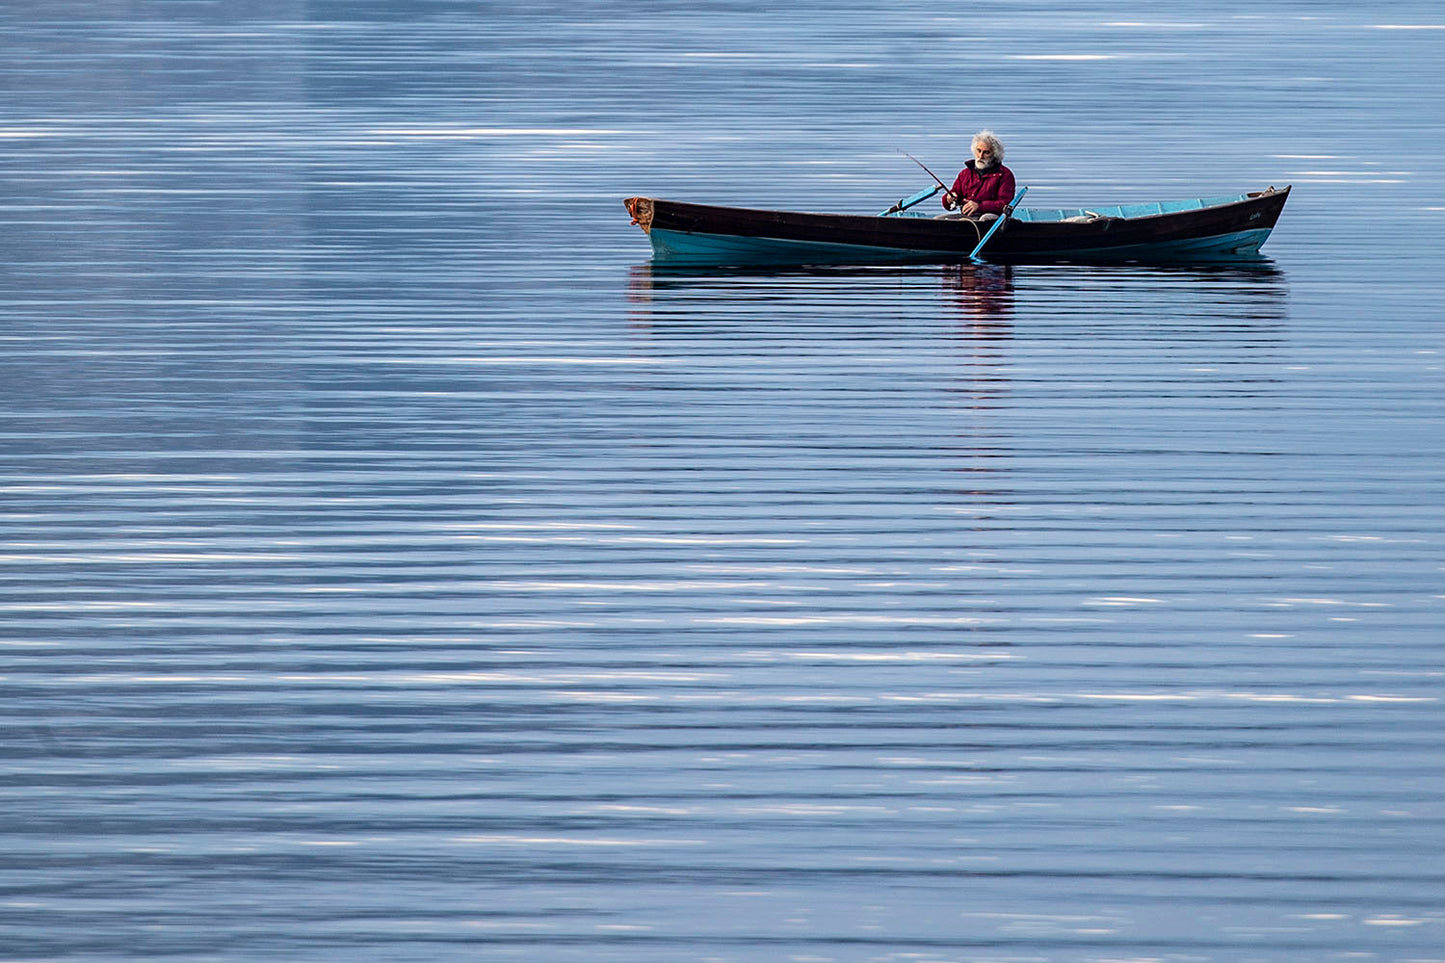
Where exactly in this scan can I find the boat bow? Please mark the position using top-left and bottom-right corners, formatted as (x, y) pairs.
(625, 196), (654, 232)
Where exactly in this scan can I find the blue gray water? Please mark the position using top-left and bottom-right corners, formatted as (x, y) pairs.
(2, 2), (1443, 961)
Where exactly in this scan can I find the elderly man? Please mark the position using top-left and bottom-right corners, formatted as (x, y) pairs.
(942, 131), (1016, 218)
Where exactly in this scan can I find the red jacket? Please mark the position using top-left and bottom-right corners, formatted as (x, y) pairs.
(945, 161), (1016, 216)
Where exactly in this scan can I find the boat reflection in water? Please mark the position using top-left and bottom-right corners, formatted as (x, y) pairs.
(624, 258), (1287, 473)
(944, 262), (1015, 331)
(629, 256), (1284, 327)
(625, 258), (1285, 343)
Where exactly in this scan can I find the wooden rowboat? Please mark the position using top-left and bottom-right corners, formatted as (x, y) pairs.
(624, 186), (1290, 265)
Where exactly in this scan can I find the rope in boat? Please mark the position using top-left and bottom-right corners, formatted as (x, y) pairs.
(935, 215), (984, 245)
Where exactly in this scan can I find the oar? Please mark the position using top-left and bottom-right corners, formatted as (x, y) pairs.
(878, 184), (941, 216)
(969, 186), (1028, 261)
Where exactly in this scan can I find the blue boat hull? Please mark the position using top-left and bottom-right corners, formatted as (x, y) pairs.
(625, 188), (1290, 265)
(647, 225), (1276, 265)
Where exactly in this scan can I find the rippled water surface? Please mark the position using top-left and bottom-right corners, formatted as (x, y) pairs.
(3, 2), (1444, 961)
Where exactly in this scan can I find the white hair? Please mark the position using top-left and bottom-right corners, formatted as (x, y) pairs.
(972, 130), (1005, 163)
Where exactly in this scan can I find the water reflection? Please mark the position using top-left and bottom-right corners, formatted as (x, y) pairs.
(627, 258), (1287, 333)
(944, 262), (1015, 329)
(11, 0), (1445, 957)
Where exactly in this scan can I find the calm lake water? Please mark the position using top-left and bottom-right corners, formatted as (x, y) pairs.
(2, 2), (1443, 961)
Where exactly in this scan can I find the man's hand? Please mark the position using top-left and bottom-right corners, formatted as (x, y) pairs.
(958, 199), (981, 217)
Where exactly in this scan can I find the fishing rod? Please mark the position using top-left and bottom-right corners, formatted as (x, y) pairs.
(900, 151), (956, 202)
(879, 151), (956, 215)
